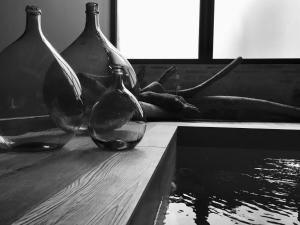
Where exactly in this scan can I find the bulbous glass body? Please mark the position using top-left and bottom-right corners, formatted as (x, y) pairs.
(89, 65), (146, 151)
(61, 2), (140, 131)
(0, 6), (83, 151)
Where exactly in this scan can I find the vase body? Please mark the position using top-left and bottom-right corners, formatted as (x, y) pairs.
(61, 2), (139, 131)
(89, 65), (146, 151)
(0, 6), (83, 151)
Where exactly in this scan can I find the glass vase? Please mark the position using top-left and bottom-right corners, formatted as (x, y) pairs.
(61, 2), (140, 131)
(89, 65), (146, 151)
(0, 5), (84, 151)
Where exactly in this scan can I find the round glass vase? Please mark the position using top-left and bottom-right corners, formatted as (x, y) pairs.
(0, 6), (83, 151)
(61, 2), (140, 132)
(89, 65), (146, 151)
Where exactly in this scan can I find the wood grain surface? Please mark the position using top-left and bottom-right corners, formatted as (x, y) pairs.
(1, 121), (298, 225)
(0, 125), (177, 225)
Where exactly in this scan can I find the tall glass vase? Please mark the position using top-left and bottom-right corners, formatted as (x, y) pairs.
(0, 6), (83, 151)
(61, 2), (140, 131)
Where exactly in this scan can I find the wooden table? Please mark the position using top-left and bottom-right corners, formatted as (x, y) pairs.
(1, 122), (300, 225)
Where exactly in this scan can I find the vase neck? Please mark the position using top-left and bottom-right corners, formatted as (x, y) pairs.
(84, 3), (101, 34)
(115, 74), (125, 90)
(24, 6), (43, 36)
(111, 65), (126, 90)
(84, 13), (101, 33)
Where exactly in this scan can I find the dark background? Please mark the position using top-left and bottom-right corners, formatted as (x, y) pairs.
(0, 0), (110, 52)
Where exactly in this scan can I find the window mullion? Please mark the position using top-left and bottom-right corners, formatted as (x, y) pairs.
(199, 0), (215, 62)
(110, 0), (117, 47)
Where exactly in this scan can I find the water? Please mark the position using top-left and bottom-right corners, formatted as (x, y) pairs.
(162, 147), (300, 225)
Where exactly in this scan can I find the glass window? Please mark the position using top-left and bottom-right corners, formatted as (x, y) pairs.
(117, 0), (200, 59)
(214, 0), (300, 59)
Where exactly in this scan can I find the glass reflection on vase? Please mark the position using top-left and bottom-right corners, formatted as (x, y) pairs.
(0, 5), (84, 151)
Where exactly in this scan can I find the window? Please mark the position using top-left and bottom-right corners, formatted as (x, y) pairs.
(111, 0), (300, 63)
(116, 0), (200, 59)
(214, 0), (300, 59)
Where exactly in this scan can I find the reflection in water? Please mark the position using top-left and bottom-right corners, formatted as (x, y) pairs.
(163, 150), (300, 225)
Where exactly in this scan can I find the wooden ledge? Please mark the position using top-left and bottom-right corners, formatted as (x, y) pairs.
(1, 121), (300, 225)
(0, 124), (177, 225)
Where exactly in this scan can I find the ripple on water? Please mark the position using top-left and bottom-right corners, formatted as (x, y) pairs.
(162, 156), (300, 225)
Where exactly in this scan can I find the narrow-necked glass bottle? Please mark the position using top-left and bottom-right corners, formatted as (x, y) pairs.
(0, 6), (83, 151)
(89, 65), (146, 151)
(61, 2), (140, 131)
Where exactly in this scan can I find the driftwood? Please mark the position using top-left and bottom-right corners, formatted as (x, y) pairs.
(139, 57), (242, 120)
(187, 96), (300, 122)
(139, 57), (300, 122)
(165, 57), (243, 98)
(140, 66), (177, 93)
(139, 57), (242, 97)
(73, 58), (300, 122)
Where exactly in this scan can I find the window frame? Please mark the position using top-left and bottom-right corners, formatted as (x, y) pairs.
(110, 0), (300, 64)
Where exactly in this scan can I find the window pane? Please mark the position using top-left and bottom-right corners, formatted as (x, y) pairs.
(214, 0), (300, 58)
(117, 0), (200, 59)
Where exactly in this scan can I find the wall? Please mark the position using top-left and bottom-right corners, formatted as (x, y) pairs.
(0, 0), (110, 52)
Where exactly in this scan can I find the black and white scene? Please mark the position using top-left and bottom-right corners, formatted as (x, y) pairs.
(0, 0), (300, 225)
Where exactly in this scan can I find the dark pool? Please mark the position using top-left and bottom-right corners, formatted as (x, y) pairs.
(160, 147), (300, 225)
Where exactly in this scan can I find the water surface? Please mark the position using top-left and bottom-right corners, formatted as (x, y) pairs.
(162, 148), (300, 225)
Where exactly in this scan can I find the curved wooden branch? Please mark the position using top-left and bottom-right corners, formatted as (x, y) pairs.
(140, 66), (176, 93)
(186, 95), (300, 122)
(157, 65), (177, 84)
(140, 93), (300, 122)
(166, 57), (243, 98)
(139, 91), (201, 120)
(139, 101), (180, 121)
(140, 82), (166, 93)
